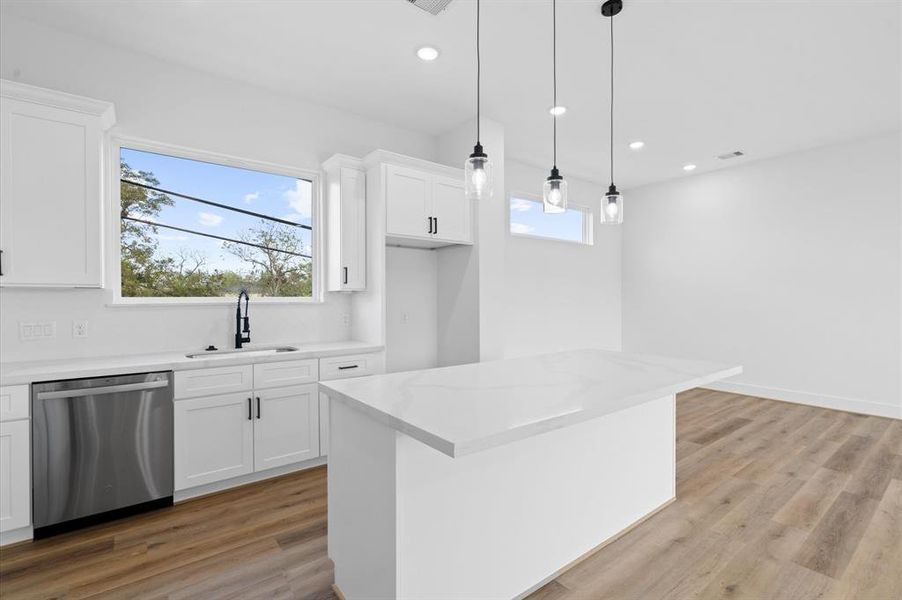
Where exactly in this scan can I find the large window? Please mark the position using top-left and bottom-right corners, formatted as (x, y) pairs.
(509, 194), (592, 244)
(118, 146), (315, 299)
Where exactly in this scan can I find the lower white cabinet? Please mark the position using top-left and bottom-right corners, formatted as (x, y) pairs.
(174, 392), (255, 490)
(174, 384), (321, 491)
(0, 419), (31, 533)
(254, 384), (319, 471)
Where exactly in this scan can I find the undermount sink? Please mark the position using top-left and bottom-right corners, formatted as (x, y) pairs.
(185, 346), (299, 359)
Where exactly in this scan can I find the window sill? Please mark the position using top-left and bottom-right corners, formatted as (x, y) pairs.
(107, 296), (323, 308)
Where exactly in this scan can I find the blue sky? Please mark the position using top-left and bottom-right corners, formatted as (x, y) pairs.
(509, 196), (585, 243)
(121, 147), (312, 272)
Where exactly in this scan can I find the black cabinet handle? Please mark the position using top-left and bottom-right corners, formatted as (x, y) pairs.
(343, 267), (348, 285)
(427, 216), (433, 234)
(338, 365), (359, 371)
(434, 217), (438, 236)
(256, 396), (261, 419)
(247, 398), (252, 420)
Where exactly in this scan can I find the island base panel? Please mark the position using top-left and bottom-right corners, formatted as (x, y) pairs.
(328, 394), (675, 599)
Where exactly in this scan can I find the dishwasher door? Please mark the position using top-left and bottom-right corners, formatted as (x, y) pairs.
(32, 372), (174, 534)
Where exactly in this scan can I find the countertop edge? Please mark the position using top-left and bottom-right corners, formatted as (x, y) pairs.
(321, 364), (743, 458)
(0, 342), (385, 387)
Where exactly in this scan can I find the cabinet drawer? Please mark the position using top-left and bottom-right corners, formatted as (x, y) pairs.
(319, 353), (383, 381)
(174, 365), (253, 399)
(253, 359), (318, 389)
(0, 385), (29, 422)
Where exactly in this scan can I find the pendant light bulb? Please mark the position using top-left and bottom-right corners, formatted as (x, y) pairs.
(465, 0), (492, 201)
(543, 167), (567, 213)
(466, 143), (493, 201)
(601, 184), (623, 225)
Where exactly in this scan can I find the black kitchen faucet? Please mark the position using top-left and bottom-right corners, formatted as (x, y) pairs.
(235, 289), (251, 349)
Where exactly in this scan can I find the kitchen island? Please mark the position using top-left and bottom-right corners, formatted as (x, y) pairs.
(320, 349), (741, 600)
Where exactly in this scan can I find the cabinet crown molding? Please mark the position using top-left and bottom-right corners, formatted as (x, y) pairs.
(362, 149), (463, 179)
(322, 154), (364, 173)
(0, 80), (116, 130)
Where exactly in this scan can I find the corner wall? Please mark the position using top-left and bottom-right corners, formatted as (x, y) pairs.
(622, 133), (902, 418)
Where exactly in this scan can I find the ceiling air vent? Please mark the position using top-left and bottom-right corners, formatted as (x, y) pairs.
(716, 151), (745, 160)
(406, 0), (454, 16)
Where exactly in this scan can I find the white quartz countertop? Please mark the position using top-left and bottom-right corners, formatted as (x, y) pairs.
(0, 340), (383, 386)
(321, 349), (741, 458)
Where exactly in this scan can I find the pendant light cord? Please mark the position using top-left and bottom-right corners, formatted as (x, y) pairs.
(553, 0), (558, 169)
(476, 0), (481, 144)
(609, 11), (614, 187)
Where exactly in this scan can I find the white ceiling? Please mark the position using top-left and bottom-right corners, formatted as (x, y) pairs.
(1, 0), (899, 188)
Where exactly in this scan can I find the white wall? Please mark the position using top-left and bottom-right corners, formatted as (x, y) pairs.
(503, 161), (622, 358)
(0, 15), (436, 362)
(622, 133), (901, 418)
(385, 247), (438, 373)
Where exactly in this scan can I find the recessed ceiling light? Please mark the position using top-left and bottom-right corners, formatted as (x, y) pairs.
(683, 164), (697, 172)
(629, 141), (645, 150)
(416, 46), (440, 61)
(549, 105), (567, 116)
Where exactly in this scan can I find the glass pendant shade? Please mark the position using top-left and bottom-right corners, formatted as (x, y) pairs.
(543, 168), (567, 213)
(465, 144), (493, 201)
(600, 184), (623, 225)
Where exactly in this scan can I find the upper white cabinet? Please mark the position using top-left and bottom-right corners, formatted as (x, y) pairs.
(324, 155), (366, 291)
(0, 80), (115, 287)
(373, 153), (472, 248)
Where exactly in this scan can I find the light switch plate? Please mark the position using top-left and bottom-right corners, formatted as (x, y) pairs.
(19, 321), (57, 341)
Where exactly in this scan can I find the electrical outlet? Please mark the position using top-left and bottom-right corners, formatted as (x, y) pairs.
(19, 321), (57, 341)
(73, 320), (88, 338)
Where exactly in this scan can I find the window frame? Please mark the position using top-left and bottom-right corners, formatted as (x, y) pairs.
(507, 192), (595, 246)
(107, 135), (323, 306)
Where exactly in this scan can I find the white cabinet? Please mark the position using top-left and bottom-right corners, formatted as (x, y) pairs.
(384, 163), (471, 246)
(0, 420), (30, 534)
(0, 80), (115, 287)
(324, 155), (366, 291)
(254, 384), (319, 471)
(174, 364), (254, 399)
(174, 392), (255, 490)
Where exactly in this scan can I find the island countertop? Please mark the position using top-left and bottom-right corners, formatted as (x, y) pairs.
(320, 349), (741, 457)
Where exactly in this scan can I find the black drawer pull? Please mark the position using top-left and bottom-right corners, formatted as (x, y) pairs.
(256, 396), (261, 419)
(337, 365), (359, 371)
(343, 266), (348, 285)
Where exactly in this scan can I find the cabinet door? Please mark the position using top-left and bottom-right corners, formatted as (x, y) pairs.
(340, 168), (367, 290)
(385, 165), (432, 240)
(431, 175), (471, 244)
(0, 98), (103, 287)
(0, 420), (30, 532)
(254, 384), (319, 471)
(174, 393), (254, 490)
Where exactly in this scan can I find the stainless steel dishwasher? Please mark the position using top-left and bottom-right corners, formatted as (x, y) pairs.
(32, 371), (174, 537)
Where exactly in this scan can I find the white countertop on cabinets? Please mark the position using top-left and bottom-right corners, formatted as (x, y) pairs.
(320, 349), (741, 458)
(0, 341), (383, 386)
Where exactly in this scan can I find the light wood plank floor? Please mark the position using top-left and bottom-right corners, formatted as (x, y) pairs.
(1, 390), (899, 599)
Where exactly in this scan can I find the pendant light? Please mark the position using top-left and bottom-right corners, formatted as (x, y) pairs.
(465, 0), (493, 201)
(600, 0), (623, 225)
(543, 0), (567, 214)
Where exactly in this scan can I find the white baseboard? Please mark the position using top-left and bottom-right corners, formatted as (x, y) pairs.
(0, 525), (33, 547)
(174, 455), (327, 502)
(703, 381), (901, 419)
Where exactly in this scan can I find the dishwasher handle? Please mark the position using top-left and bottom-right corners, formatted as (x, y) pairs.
(36, 379), (169, 400)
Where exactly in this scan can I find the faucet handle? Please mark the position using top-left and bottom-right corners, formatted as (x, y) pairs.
(243, 316), (250, 333)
